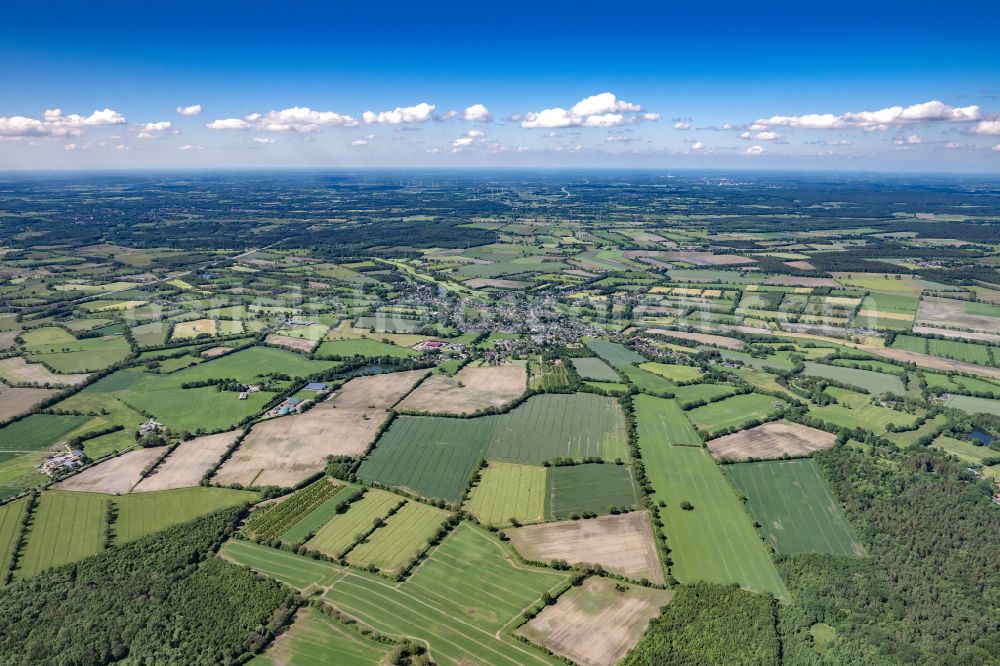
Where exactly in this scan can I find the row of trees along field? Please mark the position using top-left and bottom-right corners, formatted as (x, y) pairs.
(0, 507), (296, 664)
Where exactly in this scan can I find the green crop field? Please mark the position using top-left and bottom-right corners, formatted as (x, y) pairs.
(891, 334), (928, 353)
(546, 463), (638, 519)
(586, 340), (646, 368)
(802, 362), (905, 396)
(944, 394), (1000, 416)
(0, 497), (28, 581)
(529, 358), (571, 391)
(927, 339), (993, 366)
(249, 607), (391, 666)
(0, 414), (95, 452)
(280, 485), (364, 544)
(583, 380), (629, 394)
(173, 346), (339, 383)
(724, 459), (864, 556)
(569, 357), (620, 381)
(619, 365), (678, 394)
(359, 393), (628, 501)
(886, 414), (950, 448)
(932, 435), (997, 463)
(315, 338), (417, 358)
(346, 501), (449, 574)
(307, 489), (402, 557)
(113, 487), (256, 544)
(635, 428), (788, 600)
(16, 491), (108, 579)
(830, 358), (906, 376)
(670, 382), (737, 407)
(639, 362), (702, 383)
(245, 479), (342, 540)
(809, 387), (920, 431)
(225, 524), (567, 665)
(634, 395), (702, 446)
(465, 462), (547, 525)
(686, 393), (786, 436)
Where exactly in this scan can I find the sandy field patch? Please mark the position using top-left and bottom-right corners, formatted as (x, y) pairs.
(784, 260), (817, 271)
(200, 346), (232, 358)
(264, 333), (318, 353)
(0, 356), (91, 386)
(0, 331), (17, 351)
(55, 447), (166, 494)
(917, 297), (1000, 334)
(861, 346), (1000, 380)
(516, 576), (672, 666)
(0, 383), (59, 421)
(171, 318), (218, 340)
(133, 430), (240, 492)
(644, 329), (745, 350)
(857, 309), (913, 321)
(508, 512), (664, 584)
(397, 363), (526, 415)
(464, 278), (530, 289)
(213, 370), (426, 488)
(707, 421), (836, 462)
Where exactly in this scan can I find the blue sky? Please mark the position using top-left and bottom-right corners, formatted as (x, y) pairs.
(2, 1), (999, 171)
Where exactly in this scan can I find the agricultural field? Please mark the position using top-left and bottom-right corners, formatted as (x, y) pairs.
(249, 606), (392, 666)
(15, 491), (108, 579)
(634, 395), (702, 446)
(315, 337), (417, 358)
(944, 394), (1000, 416)
(0, 356), (91, 385)
(508, 512), (664, 584)
(570, 357), (620, 382)
(809, 386), (920, 432)
(707, 421), (836, 462)
(215, 370), (425, 488)
(0, 497), (28, 580)
(464, 461), (547, 525)
(547, 463), (638, 519)
(345, 500), (449, 574)
(516, 576), (672, 666)
(306, 489), (403, 557)
(133, 430), (240, 491)
(802, 361), (905, 396)
(0, 384), (58, 422)
(685, 393), (787, 437)
(54, 446), (165, 494)
(638, 361), (702, 383)
(112, 487), (256, 544)
(280, 485), (364, 544)
(586, 340), (647, 368)
(396, 362), (526, 415)
(244, 478), (343, 540)
(724, 459), (864, 556)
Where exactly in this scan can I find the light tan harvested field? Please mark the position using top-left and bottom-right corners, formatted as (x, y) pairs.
(0, 331), (17, 351)
(213, 370), (426, 488)
(707, 421), (836, 462)
(0, 383), (59, 421)
(0, 357), (91, 386)
(264, 333), (318, 353)
(784, 260), (817, 271)
(661, 251), (756, 266)
(516, 576), (672, 666)
(133, 430), (240, 492)
(911, 325), (1000, 344)
(200, 346), (231, 358)
(508, 512), (664, 584)
(55, 447), (166, 494)
(644, 328), (745, 350)
(917, 297), (1000, 335)
(397, 363), (526, 415)
(464, 278), (530, 289)
(170, 318), (217, 340)
(857, 309), (913, 321)
(764, 275), (839, 288)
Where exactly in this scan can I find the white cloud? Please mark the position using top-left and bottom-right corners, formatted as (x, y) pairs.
(743, 145), (766, 155)
(994, 144), (1000, 152)
(176, 104), (202, 116)
(606, 134), (637, 143)
(751, 100), (981, 132)
(362, 102), (435, 125)
(207, 106), (361, 132)
(135, 121), (173, 139)
(452, 129), (487, 151)
(462, 104), (492, 122)
(673, 122), (691, 130)
(740, 130), (782, 141)
(520, 92), (656, 129)
(64, 143), (77, 151)
(969, 120), (1000, 135)
(894, 134), (923, 145)
(113, 143), (128, 151)
(0, 108), (126, 139)
(351, 139), (368, 146)
(252, 137), (276, 144)
(690, 141), (706, 152)
(178, 144), (195, 151)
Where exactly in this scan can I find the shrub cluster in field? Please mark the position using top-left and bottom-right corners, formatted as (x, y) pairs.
(244, 479), (340, 540)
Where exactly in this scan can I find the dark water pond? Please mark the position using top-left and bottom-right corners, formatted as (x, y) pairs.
(969, 429), (994, 445)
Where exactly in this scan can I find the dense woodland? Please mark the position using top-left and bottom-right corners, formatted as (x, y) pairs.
(0, 507), (295, 665)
